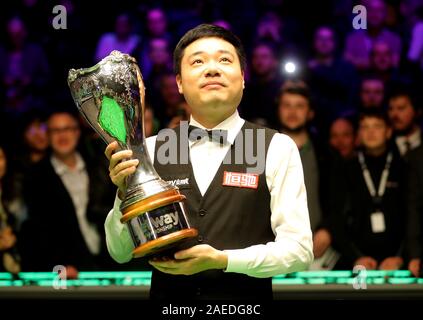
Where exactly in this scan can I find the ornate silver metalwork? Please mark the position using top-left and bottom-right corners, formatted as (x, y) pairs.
(68, 50), (175, 211)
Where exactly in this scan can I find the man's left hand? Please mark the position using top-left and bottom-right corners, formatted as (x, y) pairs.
(379, 256), (403, 270)
(0, 227), (16, 251)
(148, 244), (228, 275)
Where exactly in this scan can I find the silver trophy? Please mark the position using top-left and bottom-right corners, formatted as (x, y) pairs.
(68, 50), (197, 258)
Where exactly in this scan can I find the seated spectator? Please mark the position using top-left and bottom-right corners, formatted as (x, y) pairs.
(95, 13), (140, 61)
(0, 135), (28, 232)
(240, 41), (283, 128)
(8, 111), (49, 229)
(407, 5), (423, 70)
(252, 11), (301, 56)
(0, 144), (21, 274)
(143, 37), (173, 92)
(277, 81), (339, 269)
(370, 41), (396, 81)
(277, 81), (321, 231)
(359, 76), (385, 110)
(344, 0), (402, 70)
(388, 89), (422, 157)
(369, 41), (411, 91)
(149, 72), (185, 129)
(19, 111), (49, 167)
(0, 15), (49, 117)
(136, 7), (173, 77)
(145, 7), (171, 40)
(329, 117), (357, 160)
(20, 111), (115, 271)
(329, 109), (405, 270)
(254, 12), (283, 47)
(307, 26), (359, 126)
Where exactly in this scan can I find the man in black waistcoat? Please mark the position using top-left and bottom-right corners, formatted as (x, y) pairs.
(104, 24), (313, 300)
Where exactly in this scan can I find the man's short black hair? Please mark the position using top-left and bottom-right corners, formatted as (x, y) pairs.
(20, 109), (47, 132)
(173, 23), (246, 75)
(252, 40), (279, 58)
(360, 74), (384, 86)
(388, 86), (420, 111)
(47, 108), (80, 126)
(359, 108), (391, 126)
(277, 80), (313, 109)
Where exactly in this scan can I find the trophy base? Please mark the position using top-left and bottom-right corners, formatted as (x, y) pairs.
(120, 189), (185, 223)
(120, 189), (198, 259)
(133, 228), (198, 258)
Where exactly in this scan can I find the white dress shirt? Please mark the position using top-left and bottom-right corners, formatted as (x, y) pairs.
(51, 153), (101, 255)
(395, 127), (421, 156)
(104, 110), (313, 278)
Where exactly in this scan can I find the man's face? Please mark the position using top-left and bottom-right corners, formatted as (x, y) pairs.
(330, 119), (355, 158)
(115, 15), (131, 38)
(372, 42), (393, 72)
(161, 74), (183, 107)
(149, 38), (170, 66)
(47, 113), (80, 158)
(24, 120), (48, 152)
(252, 45), (277, 77)
(359, 117), (391, 150)
(176, 37), (244, 122)
(278, 93), (312, 131)
(361, 80), (384, 108)
(388, 96), (416, 132)
(314, 27), (335, 56)
(7, 17), (26, 47)
(147, 9), (167, 37)
(366, 0), (386, 29)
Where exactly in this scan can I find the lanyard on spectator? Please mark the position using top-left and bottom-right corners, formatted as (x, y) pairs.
(358, 151), (393, 199)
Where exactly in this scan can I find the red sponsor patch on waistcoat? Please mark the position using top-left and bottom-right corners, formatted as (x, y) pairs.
(222, 171), (259, 189)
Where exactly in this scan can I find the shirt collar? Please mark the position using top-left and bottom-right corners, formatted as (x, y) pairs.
(51, 152), (85, 176)
(396, 127), (421, 148)
(408, 127), (421, 147)
(188, 110), (245, 146)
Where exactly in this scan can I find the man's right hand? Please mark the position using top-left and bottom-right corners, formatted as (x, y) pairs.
(354, 256), (378, 270)
(105, 141), (139, 197)
(313, 228), (331, 258)
(408, 258), (421, 277)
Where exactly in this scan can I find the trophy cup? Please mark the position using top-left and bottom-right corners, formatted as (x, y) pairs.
(67, 50), (197, 258)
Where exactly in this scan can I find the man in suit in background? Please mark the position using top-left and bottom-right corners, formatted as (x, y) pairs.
(21, 110), (114, 273)
(388, 89), (421, 158)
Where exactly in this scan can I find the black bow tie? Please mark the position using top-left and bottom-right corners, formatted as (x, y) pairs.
(188, 125), (228, 145)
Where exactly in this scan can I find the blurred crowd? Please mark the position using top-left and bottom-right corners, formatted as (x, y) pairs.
(0, 0), (423, 275)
